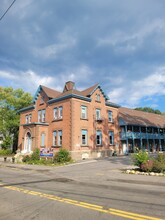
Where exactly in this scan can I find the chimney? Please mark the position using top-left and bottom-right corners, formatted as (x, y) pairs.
(63, 81), (75, 92)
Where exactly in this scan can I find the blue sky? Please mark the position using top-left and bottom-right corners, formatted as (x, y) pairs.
(0, 0), (165, 112)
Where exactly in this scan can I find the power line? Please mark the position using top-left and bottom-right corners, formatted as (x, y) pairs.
(0, 0), (17, 22)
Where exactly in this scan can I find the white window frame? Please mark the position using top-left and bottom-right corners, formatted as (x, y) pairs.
(96, 130), (102, 145)
(59, 106), (63, 119)
(108, 111), (113, 122)
(109, 131), (114, 145)
(81, 129), (88, 145)
(54, 108), (58, 120)
(38, 110), (41, 122)
(53, 131), (57, 146)
(58, 130), (62, 146)
(81, 106), (87, 119)
(96, 108), (101, 120)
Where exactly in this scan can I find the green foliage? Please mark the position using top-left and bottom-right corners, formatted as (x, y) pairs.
(132, 150), (150, 168)
(141, 160), (154, 172)
(53, 149), (71, 163)
(134, 107), (162, 115)
(31, 148), (40, 161)
(0, 86), (32, 149)
(1, 135), (12, 150)
(22, 155), (31, 163)
(0, 149), (13, 156)
(152, 154), (165, 173)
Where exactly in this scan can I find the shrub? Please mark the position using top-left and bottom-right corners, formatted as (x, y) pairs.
(1, 136), (12, 150)
(141, 160), (154, 172)
(152, 153), (165, 173)
(31, 148), (40, 161)
(0, 149), (13, 156)
(53, 149), (71, 163)
(22, 155), (31, 163)
(132, 150), (149, 168)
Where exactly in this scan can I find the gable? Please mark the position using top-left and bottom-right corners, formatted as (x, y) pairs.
(89, 85), (109, 101)
(32, 85), (61, 104)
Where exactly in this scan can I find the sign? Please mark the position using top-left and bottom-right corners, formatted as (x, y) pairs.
(40, 148), (53, 157)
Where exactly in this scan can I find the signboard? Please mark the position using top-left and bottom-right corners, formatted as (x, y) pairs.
(40, 148), (54, 157)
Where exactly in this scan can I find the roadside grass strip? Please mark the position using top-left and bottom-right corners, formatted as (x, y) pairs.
(2, 184), (163, 220)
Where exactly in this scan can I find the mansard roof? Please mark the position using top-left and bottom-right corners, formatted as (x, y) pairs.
(119, 107), (165, 128)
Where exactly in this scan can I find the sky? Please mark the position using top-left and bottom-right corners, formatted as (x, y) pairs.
(0, 0), (165, 112)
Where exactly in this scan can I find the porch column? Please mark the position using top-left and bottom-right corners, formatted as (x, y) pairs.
(140, 126), (142, 150)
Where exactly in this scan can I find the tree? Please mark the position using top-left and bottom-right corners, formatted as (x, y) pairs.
(134, 107), (162, 115)
(0, 87), (32, 151)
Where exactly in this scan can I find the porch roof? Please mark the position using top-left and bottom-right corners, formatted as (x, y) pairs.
(119, 107), (165, 128)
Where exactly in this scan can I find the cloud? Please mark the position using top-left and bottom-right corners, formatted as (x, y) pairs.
(109, 66), (165, 107)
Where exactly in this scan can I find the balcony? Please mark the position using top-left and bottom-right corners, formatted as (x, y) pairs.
(120, 132), (165, 140)
(96, 117), (103, 122)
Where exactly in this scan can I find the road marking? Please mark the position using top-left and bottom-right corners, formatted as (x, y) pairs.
(1, 184), (163, 220)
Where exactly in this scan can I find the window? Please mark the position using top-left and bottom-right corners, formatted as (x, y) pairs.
(53, 131), (57, 146)
(42, 110), (46, 122)
(26, 114), (32, 124)
(54, 108), (58, 119)
(59, 106), (63, 119)
(29, 114), (32, 123)
(38, 109), (46, 122)
(109, 131), (114, 145)
(54, 107), (63, 120)
(108, 111), (113, 122)
(38, 110), (41, 122)
(96, 130), (102, 145)
(58, 130), (62, 146)
(96, 94), (100, 101)
(81, 106), (87, 119)
(41, 133), (45, 146)
(26, 115), (29, 124)
(96, 109), (101, 120)
(81, 129), (88, 145)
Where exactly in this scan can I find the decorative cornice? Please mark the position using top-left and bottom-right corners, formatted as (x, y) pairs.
(21, 122), (49, 126)
(106, 102), (120, 108)
(89, 84), (109, 100)
(18, 105), (34, 113)
(48, 94), (91, 104)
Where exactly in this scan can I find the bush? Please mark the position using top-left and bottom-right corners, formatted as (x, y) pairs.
(152, 153), (165, 173)
(132, 150), (150, 168)
(141, 160), (154, 172)
(31, 148), (40, 161)
(22, 155), (31, 163)
(1, 136), (12, 150)
(0, 149), (13, 156)
(53, 149), (71, 163)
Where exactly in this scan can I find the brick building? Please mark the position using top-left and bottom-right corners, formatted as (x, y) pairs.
(18, 81), (120, 160)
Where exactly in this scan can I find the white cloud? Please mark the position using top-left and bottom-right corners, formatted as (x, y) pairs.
(109, 66), (165, 107)
(97, 19), (165, 53)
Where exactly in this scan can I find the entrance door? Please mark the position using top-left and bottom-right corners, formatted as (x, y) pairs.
(24, 132), (32, 153)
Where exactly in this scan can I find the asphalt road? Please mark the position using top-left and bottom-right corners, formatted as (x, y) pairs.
(0, 156), (165, 220)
